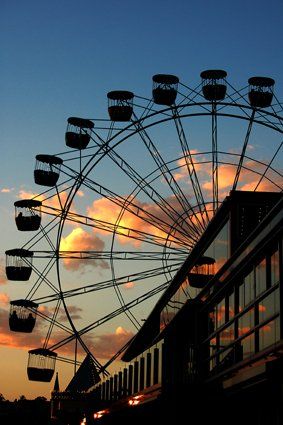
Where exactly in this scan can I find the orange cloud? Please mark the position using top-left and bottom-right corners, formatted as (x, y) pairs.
(60, 227), (108, 271)
(18, 189), (69, 211)
(0, 293), (10, 305)
(86, 196), (192, 249)
(1, 188), (13, 193)
(173, 150), (204, 181)
(90, 326), (134, 360)
(0, 260), (8, 285)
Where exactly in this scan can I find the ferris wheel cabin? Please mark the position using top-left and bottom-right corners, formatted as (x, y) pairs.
(187, 256), (215, 288)
(152, 74), (179, 106)
(9, 299), (38, 333)
(200, 69), (227, 101)
(5, 249), (33, 281)
(34, 154), (63, 187)
(27, 348), (57, 382)
(14, 199), (42, 231)
(107, 91), (134, 121)
(65, 117), (94, 150)
(248, 76), (275, 108)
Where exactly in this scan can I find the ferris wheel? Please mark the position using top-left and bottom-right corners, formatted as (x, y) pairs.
(5, 70), (283, 383)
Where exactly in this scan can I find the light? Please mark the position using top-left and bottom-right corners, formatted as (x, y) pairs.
(128, 395), (143, 406)
(80, 416), (86, 425)
(93, 409), (108, 420)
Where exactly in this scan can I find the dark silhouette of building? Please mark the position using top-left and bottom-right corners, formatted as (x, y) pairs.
(83, 190), (283, 425)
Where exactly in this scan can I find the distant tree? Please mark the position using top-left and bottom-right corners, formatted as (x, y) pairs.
(19, 394), (27, 401)
(34, 396), (47, 402)
(0, 393), (5, 401)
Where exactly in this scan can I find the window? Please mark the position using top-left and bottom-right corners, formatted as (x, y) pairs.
(219, 324), (234, 349)
(259, 288), (279, 323)
(259, 318), (280, 351)
(241, 334), (255, 360)
(217, 299), (226, 327)
(239, 270), (254, 309)
(238, 308), (254, 338)
(255, 259), (267, 296)
(203, 220), (230, 273)
(271, 249), (280, 286)
(228, 291), (235, 320)
(208, 306), (217, 335)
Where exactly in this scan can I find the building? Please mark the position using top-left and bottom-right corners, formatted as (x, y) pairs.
(86, 190), (282, 425)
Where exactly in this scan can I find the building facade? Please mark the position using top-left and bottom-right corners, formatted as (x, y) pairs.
(53, 191), (283, 424)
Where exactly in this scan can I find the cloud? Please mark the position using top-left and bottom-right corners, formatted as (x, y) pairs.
(60, 227), (108, 271)
(90, 326), (134, 360)
(0, 304), (134, 369)
(0, 259), (8, 285)
(86, 196), (187, 248)
(0, 293), (10, 305)
(173, 150), (204, 182)
(1, 188), (13, 193)
(18, 189), (69, 211)
(56, 305), (83, 322)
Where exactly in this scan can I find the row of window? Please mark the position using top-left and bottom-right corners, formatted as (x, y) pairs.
(92, 340), (163, 401)
(209, 248), (280, 332)
(205, 244), (281, 373)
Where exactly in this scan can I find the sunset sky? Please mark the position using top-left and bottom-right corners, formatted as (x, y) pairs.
(1, 0), (283, 401)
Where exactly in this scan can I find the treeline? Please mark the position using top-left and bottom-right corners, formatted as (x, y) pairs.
(0, 394), (50, 425)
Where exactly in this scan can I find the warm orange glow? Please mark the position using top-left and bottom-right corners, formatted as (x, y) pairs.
(19, 189), (69, 210)
(238, 327), (251, 336)
(173, 150), (204, 181)
(258, 304), (267, 313)
(0, 260), (8, 285)
(0, 293), (9, 305)
(93, 409), (108, 419)
(60, 227), (108, 271)
(87, 197), (168, 247)
(128, 395), (143, 406)
(124, 281), (134, 289)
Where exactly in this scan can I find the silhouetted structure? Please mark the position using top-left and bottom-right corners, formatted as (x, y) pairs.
(14, 199), (42, 231)
(87, 191), (282, 425)
(9, 299), (38, 332)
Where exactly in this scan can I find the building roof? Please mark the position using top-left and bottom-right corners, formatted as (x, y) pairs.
(65, 354), (100, 392)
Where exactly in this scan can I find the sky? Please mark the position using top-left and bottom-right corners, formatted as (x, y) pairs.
(1, 0), (283, 401)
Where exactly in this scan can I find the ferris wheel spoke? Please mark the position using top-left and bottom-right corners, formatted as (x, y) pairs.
(132, 114), (203, 236)
(171, 108), (210, 226)
(88, 129), (201, 240)
(57, 250), (187, 262)
(22, 213), (61, 252)
(26, 257), (59, 299)
(43, 299), (62, 349)
(84, 175), (198, 245)
(232, 109), (256, 190)
(178, 82), (204, 106)
(254, 141), (283, 191)
(44, 205), (193, 250)
(34, 307), (73, 333)
(48, 281), (169, 352)
(32, 262), (179, 305)
(53, 164), (199, 246)
(211, 103), (219, 212)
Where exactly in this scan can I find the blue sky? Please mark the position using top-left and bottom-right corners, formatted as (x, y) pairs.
(0, 0), (283, 400)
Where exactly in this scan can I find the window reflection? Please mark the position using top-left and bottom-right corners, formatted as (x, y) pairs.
(204, 220), (230, 274)
(255, 259), (266, 296)
(271, 249), (279, 286)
